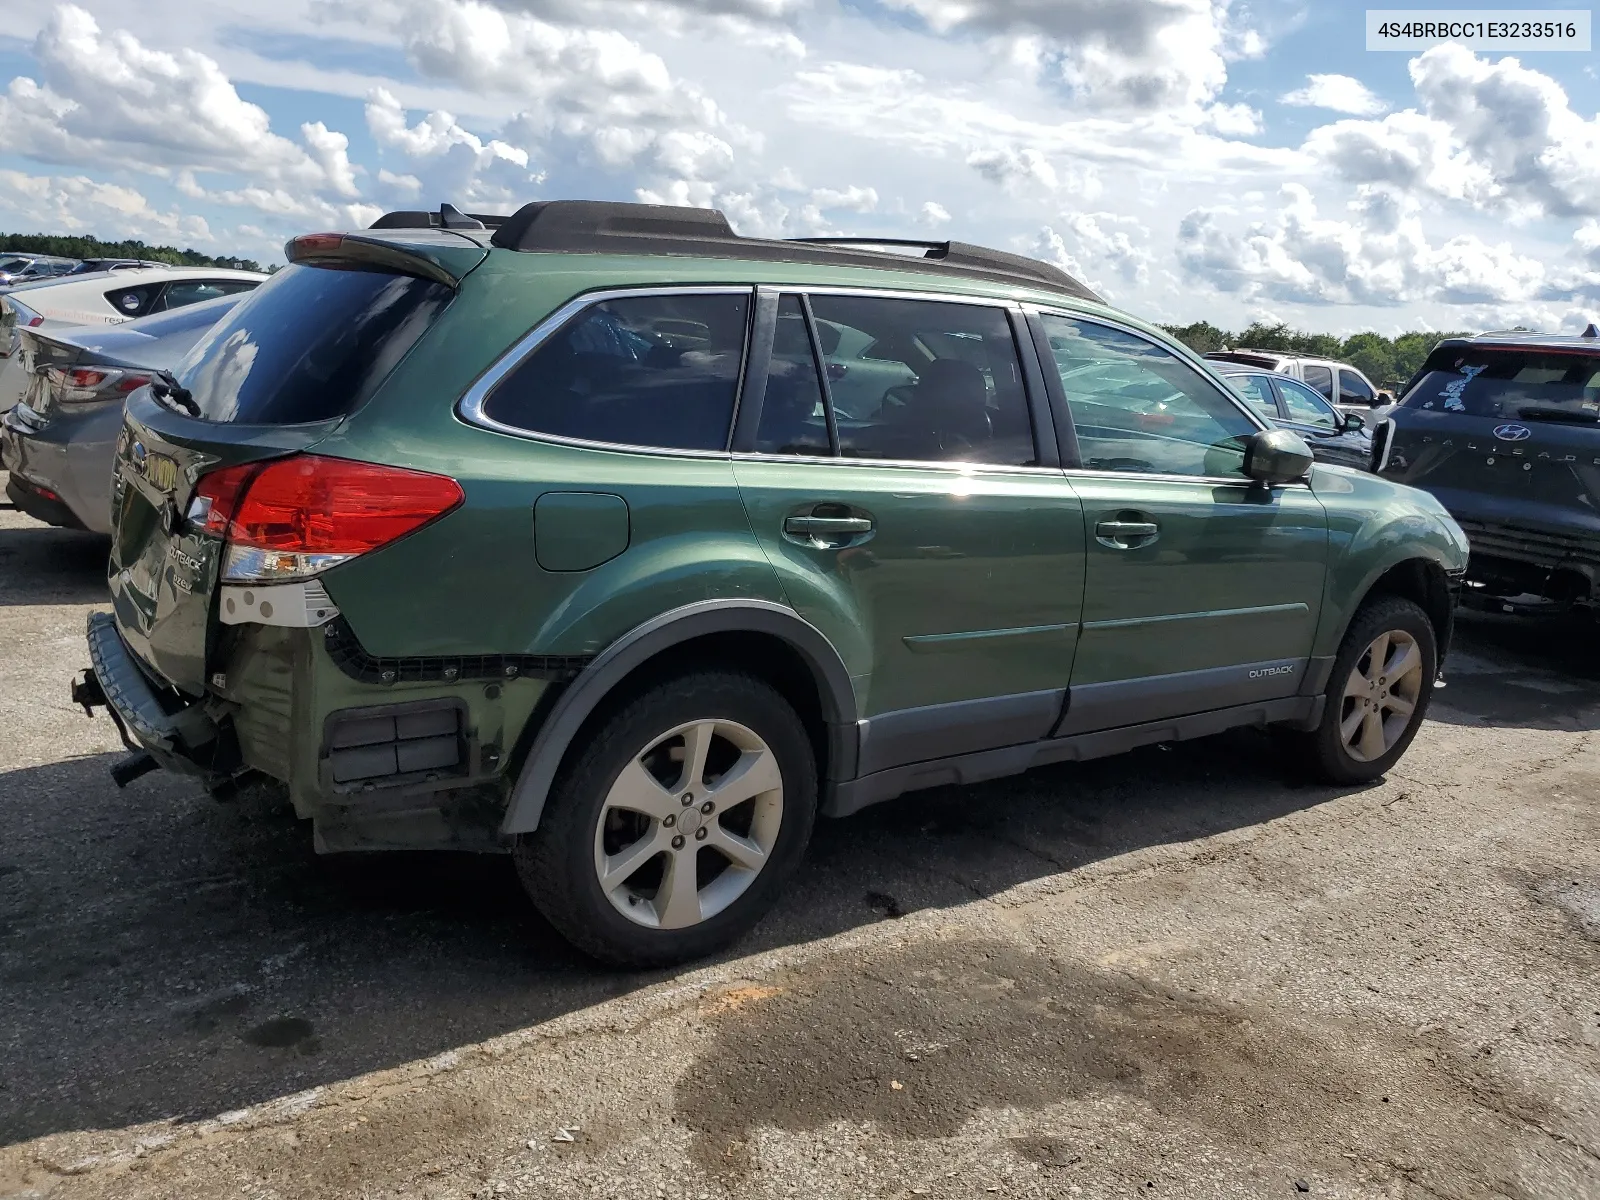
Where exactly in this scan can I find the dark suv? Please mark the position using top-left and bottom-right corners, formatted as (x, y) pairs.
(74, 201), (1467, 966)
(1376, 331), (1600, 613)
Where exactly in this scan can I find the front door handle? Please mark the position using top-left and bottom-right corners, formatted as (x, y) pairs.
(784, 515), (873, 536)
(1095, 519), (1159, 549)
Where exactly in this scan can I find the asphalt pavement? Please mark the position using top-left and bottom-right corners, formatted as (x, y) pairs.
(0, 480), (1596, 1200)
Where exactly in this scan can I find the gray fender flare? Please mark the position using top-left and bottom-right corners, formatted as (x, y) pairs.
(499, 599), (859, 835)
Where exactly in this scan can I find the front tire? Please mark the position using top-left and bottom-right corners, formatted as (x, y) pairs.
(1294, 595), (1437, 785)
(513, 670), (817, 968)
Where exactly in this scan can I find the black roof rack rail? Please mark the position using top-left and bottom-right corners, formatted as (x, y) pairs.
(485, 200), (1100, 302)
(369, 203), (509, 231)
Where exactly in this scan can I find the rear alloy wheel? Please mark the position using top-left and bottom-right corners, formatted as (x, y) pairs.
(593, 717), (784, 930)
(515, 671), (816, 967)
(1294, 595), (1437, 785)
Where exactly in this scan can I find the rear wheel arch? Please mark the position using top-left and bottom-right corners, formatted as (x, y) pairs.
(500, 600), (857, 835)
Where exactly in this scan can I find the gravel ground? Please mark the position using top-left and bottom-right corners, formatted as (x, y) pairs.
(0, 483), (1597, 1200)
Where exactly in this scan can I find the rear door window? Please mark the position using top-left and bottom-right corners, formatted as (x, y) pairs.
(1301, 364), (1333, 398)
(802, 293), (1036, 466)
(1227, 374), (1280, 421)
(755, 295), (831, 456)
(1402, 346), (1600, 423)
(1338, 369), (1375, 406)
(484, 292), (751, 451)
(171, 262), (453, 424)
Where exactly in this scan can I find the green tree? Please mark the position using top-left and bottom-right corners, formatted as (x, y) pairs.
(0, 232), (270, 273)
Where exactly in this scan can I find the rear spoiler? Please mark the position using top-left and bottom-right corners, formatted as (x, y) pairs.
(283, 231), (487, 287)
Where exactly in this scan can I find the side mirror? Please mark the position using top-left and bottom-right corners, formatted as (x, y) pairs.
(1342, 412), (1367, 432)
(1375, 391), (1393, 406)
(1243, 428), (1314, 484)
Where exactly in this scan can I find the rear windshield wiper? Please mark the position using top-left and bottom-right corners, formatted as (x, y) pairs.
(150, 369), (200, 417)
(1517, 406), (1600, 425)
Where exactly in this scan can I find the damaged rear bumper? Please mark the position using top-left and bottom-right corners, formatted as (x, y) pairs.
(75, 612), (240, 786)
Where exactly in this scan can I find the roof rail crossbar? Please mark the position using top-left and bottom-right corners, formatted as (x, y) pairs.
(482, 200), (1101, 302)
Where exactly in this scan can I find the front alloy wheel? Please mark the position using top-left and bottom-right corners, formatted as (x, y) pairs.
(1338, 629), (1425, 762)
(594, 718), (784, 929)
(1291, 594), (1438, 785)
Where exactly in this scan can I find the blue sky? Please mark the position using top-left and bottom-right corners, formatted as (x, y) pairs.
(1, 0), (1596, 335)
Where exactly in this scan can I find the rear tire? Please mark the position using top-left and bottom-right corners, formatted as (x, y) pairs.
(1291, 595), (1437, 785)
(513, 670), (817, 968)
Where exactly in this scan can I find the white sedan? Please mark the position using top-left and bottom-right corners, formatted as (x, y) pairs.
(0, 266), (267, 411)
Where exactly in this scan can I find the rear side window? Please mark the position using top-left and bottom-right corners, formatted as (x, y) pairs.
(1338, 368), (1375, 405)
(1302, 364), (1333, 398)
(1227, 374), (1279, 421)
(803, 294), (1036, 466)
(173, 263), (452, 424)
(484, 292), (751, 451)
(106, 284), (162, 319)
(1402, 346), (1600, 423)
(154, 279), (258, 313)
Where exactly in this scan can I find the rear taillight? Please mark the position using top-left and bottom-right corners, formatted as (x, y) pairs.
(47, 366), (153, 404)
(25, 316), (43, 327)
(187, 455), (463, 582)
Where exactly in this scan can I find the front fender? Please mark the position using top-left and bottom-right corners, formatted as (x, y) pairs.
(1311, 465), (1468, 657)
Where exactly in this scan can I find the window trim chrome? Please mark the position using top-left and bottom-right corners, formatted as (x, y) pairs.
(455, 284), (756, 455)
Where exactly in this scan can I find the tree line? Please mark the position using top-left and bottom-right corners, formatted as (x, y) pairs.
(1160, 321), (1473, 391)
(0, 232), (270, 274)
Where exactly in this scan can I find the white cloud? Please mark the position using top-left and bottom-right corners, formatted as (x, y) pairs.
(810, 185), (878, 212)
(1032, 211), (1151, 298)
(0, 168), (214, 246)
(366, 88), (539, 207)
(1282, 74), (1387, 116)
(880, 0), (1232, 113)
(919, 200), (952, 227)
(0, 6), (358, 199)
(1176, 184), (1547, 307)
(1306, 44), (1600, 219)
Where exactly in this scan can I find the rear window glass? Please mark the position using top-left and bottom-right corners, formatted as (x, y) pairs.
(173, 263), (451, 424)
(482, 292), (751, 451)
(1402, 347), (1600, 423)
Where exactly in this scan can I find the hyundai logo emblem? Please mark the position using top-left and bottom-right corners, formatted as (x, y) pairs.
(1492, 424), (1532, 442)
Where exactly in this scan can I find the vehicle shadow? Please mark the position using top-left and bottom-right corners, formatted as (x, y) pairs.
(1428, 609), (1600, 732)
(0, 733), (1348, 1146)
(0, 518), (109, 607)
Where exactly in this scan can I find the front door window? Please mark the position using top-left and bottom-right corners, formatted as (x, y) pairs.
(1278, 377), (1341, 429)
(1038, 315), (1258, 476)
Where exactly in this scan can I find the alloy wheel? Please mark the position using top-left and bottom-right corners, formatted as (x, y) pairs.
(592, 718), (784, 929)
(1339, 628), (1424, 763)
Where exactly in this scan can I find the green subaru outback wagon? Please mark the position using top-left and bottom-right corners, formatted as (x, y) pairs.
(75, 201), (1468, 965)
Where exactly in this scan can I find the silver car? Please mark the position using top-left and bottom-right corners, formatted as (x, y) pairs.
(1, 295), (243, 533)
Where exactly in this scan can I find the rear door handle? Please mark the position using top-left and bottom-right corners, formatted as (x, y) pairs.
(1095, 519), (1159, 549)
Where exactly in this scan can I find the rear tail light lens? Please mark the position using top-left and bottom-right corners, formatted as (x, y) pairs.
(46, 366), (153, 404)
(26, 316), (43, 327)
(187, 455), (463, 582)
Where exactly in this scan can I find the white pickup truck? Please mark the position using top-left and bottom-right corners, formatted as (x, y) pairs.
(1204, 349), (1390, 414)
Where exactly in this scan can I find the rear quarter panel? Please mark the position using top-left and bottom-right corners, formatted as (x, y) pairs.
(1309, 464), (1468, 656)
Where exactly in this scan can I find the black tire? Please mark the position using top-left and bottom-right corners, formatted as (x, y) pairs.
(1290, 595), (1437, 785)
(513, 670), (817, 968)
